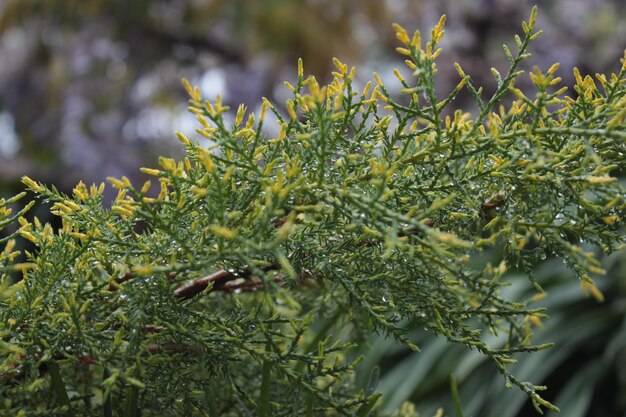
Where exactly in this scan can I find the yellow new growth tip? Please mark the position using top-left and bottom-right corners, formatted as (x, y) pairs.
(21, 176), (44, 193)
(332, 57), (348, 74)
(140, 167), (161, 176)
(393, 68), (405, 84)
(235, 104), (247, 127)
(396, 47), (411, 56)
(72, 181), (89, 202)
(586, 175), (616, 184)
(431, 15), (447, 43)
(209, 225), (237, 240)
(158, 157), (177, 173)
(527, 314), (543, 329)
(182, 78), (201, 101)
(297, 58), (304, 79)
(173, 131), (189, 146)
(392, 23), (410, 45)
(107, 177), (127, 189)
(286, 99), (298, 121)
(581, 278), (605, 302)
(373, 73), (383, 87)
(411, 30), (421, 50)
(454, 63), (466, 78)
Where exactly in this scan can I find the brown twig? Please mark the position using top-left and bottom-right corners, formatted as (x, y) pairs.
(481, 191), (507, 214)
(145, 342), (200, 355)
(173, 264), (278, 300)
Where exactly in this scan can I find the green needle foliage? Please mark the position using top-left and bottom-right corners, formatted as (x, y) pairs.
(1, 7), (625, 416)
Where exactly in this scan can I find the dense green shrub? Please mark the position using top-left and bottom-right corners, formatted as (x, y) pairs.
(1, 8), (624, 416)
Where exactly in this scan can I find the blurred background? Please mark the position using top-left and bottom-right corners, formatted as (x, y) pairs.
(0, 0), (624, 416)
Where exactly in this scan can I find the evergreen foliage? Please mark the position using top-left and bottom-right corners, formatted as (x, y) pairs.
(1, 8), (624, 416)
